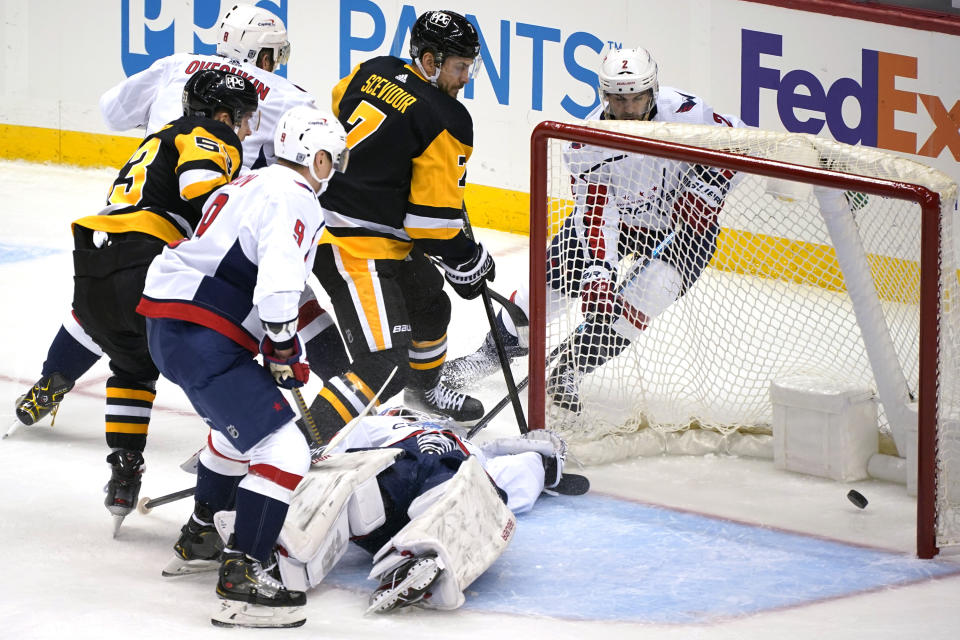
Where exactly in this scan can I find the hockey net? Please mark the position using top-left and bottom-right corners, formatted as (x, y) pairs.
(528, 120), (960, 556)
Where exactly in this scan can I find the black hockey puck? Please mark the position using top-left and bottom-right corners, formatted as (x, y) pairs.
(847, 489), (868, 509)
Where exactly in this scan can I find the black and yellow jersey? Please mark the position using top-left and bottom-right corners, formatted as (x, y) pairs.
(320, 56), (475, 262)
(73, 116), (243, 243)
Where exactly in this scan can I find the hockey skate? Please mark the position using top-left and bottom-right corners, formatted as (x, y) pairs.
(546, 360), (582, 415)
(366, 553), (444, 614)
(212, 547), (306, 628)
(12, 372), (74, 428)
(441, 329), (527, 390)
(404, 382), (483, 424)
(163, 505), (224, 577)
(104, 449), (145, 535)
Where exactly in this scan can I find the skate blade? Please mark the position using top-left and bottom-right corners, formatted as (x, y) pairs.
(111, 514), (126, 538)
(162, 557), (220, 577)
(3, 419), (23, 439)
(211, 600), (305, 628)
(366, 559), (441, 615)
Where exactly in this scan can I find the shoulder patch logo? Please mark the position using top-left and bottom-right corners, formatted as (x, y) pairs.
(675, 91), (697, 113)
(395, 73), (408, 83)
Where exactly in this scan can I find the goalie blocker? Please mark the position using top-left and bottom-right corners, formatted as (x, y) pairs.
(212, 410), (580, 612)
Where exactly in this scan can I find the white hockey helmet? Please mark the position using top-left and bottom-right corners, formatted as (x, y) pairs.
(597, 47), (659, 119)
(274, 105), (349, 189)
(217, 4), (290, 70)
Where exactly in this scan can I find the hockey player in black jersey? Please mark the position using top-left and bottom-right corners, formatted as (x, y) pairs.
(67, 69), (256, 530)
(12, 3), (349, 444)
(306, 10), (495, 438)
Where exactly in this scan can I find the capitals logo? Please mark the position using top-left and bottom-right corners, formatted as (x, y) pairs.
(120, 0), (288, 77)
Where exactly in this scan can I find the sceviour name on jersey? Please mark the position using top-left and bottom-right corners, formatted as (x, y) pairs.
(359, 73), (417, 113)
(183, 59), (272, 102)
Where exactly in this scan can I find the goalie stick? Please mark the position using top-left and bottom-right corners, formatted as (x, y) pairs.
(318, 366), (397, 459)
(468, 229), (677, 439)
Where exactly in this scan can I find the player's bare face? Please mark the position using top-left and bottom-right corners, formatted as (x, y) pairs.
(606, 91), (654, 121)
(437, 55), (476, 98)
(235, 112), (255, 141)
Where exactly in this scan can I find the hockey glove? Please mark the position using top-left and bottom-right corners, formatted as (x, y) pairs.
(525, 429), (568, 489)
(579, 265), (618, 317)
(260, 335), (310, 389)
(438, 242), (495, 300)
(481, 429), (568, 489)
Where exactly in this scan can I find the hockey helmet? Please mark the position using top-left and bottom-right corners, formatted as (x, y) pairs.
(182, 68), (259, 128)
(597, 47), (659, 119)
(410, 10), (480, 72)
(274, 105), (349, 187)
(217, 3), (290, 70)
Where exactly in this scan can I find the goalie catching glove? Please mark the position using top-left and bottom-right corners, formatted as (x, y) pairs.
(437, 242), (495, 300)
(580, 264), (619, 317)
(260, 335), (310, 389)
(481, 429), (568, 489)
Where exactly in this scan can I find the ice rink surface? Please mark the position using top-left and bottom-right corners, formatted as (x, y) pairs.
(2, 159), (960, 638)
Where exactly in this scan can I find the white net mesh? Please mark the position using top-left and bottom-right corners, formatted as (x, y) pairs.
(533, 121), (960, 548)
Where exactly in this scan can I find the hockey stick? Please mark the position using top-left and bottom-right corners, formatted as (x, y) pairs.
(459, 205), (528, 435)
(290, 386), (326, 451)
(318, 365), (398, 458)
(137, 487), (196, 514)
(468, 230), (678, 438)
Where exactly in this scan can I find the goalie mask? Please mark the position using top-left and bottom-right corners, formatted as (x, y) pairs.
(409, 10), (482, 85)
(217, 3), (291, 71)
(274, 105), (349, 192)
(597, 47), (659, 121)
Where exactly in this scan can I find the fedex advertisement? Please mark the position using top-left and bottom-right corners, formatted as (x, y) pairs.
(737, 25), (960, 176)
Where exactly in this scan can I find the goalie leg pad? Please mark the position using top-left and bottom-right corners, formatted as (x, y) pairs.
(347, 475), (387, 536)
(279, 448), (402, 584)
(369, 456), (516, 610)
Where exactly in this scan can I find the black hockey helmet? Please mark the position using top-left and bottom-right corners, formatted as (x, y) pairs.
(182, 68), (258, 127)
(409, 10), (480, 64)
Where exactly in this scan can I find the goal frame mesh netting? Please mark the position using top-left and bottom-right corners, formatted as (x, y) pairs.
(527, 120), (959, 558)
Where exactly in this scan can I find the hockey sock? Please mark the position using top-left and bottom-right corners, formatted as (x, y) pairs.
(407, 334), (447, 389)
(233, 487), (289, 563)
(304, 324), (351, 380)
(41, 324), (102, 381)
(104, 377), (156, 452)
(195, 461), (242, 513)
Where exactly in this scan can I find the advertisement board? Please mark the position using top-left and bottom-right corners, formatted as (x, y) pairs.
(1, 0), (957, 231)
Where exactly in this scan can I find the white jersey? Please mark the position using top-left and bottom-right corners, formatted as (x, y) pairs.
(566, 86), (745, 270)
(328, 415), (546, 514)
(139, 164), (323, 353)
(100, 53), (318, 169)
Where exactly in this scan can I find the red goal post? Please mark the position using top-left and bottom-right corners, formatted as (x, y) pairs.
(528, 120), (959, 558)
